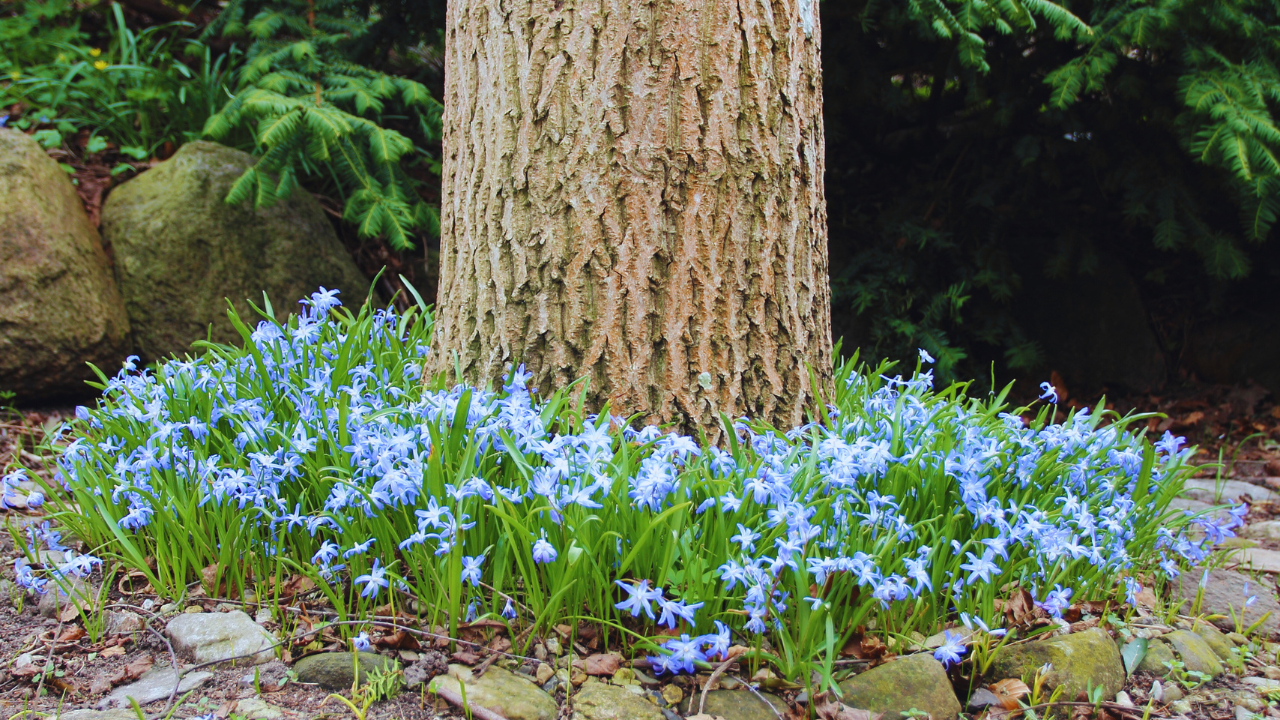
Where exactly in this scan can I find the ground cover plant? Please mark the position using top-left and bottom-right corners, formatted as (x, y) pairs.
(16, 289), (1243, 692)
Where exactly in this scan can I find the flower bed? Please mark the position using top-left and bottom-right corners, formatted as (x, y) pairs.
(22, 289), (1236, 687)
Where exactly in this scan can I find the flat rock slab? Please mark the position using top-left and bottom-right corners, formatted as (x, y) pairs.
(430, 664), (558, 720)
(1222, 547), (1280, 574)
(167, 610), (276, 665)
(57, 711), (142, 720)
(1182, 479), (1278, 504)
(1175, 567), (1280, 635)
(1242, 521), (1280, 540)
(838, 652), (962, 720)
(986, 627), (1125, 700)
(98, 667), (213, 709)
(569, 680), (666, 720)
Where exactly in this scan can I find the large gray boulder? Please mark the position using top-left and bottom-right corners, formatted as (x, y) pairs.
(0, 129), (130, 400)
(101, 141), (370, 360)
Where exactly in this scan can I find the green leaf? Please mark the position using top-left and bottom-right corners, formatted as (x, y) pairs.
(1121, 638), (1148, 676)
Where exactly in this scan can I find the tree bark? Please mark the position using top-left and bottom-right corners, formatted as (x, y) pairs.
(434, 0), (831, 433)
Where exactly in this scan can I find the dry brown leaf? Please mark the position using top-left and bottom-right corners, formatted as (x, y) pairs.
(451, 650), (482, 665)
(990, 678), (1030, 710)
(100, 645), (126, 658)
(373, 630), (422, 651)
(112, 655), (154, 685)
(814, 693), (886, 720)
(581, 652), (623, 676)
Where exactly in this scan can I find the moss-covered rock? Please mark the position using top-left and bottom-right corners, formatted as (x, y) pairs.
(985, 628), (1125, 700)
(1163, 630), (1224, 678)
(837, 653), (962, 720)
(1191, 622), (1235, 662)
(430, 664), (558, 720)
(699, 690), (787, 720)
(100, 141), (370, 361)
(1136, 638), (1176, 676)
(569, 679), (665, 720)
(293, 651), (396, 689)
(0, 129), (130, 400)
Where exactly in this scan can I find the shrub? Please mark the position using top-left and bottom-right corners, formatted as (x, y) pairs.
(0, 3), (239, 156)
(31, 289), (1232, 687)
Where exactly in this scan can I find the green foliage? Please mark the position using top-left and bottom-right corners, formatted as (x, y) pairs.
(0, 2), (238, 155)
(203, 0), (442, 250)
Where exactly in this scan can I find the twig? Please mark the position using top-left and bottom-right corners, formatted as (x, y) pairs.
(742, 681), (785, 720)
(106, 603), (183, 716)
(698, 653), (743, 715)
(430, 681), (508, 720)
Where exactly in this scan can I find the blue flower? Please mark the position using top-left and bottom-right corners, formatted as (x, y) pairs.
(353, 632), (371, 651)
(461, 555), (485, 587)
(1039, 382), (1059, 404)
(532, 536), (558, 564)
(355, 559), (389, 598)
(502, 598), (517, 619)
(614, 579), (662, 620)
(933, 630), (966, 668)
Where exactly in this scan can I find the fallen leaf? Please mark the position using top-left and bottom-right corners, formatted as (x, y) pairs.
(814, 693), (885, 720)
(100, 646), (126, 658)
(58, 627), (86, 643)
(107, 654), (154, 685)
(582, 653), (623, 676)
(451, 650), (481, 665)
(373, 630), (422, 651)
(990, 678), (1030, 710)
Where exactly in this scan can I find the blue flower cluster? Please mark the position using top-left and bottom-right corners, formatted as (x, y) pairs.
(44, 289), (1237, 676)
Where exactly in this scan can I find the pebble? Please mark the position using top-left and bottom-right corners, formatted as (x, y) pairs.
(536, 663), (554, 684)
(1115, 691), (1134, 708)
(1238, 707), (1258, 720)
(254, 608), (272, 624)
(546, 638), (562, 655)
(1170, 700), (1193, 715)
(233, 698), (284, 720)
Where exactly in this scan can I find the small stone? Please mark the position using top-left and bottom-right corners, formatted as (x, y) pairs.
(1242, 521), (1280, 540)
(254, 608), (272, 625)
(239, 660), (289, 689)
(183, 605), (203, 613)
(1239, 706), (1258, 720)
(662, 710), (682, 720)
(546, 638), (562, 655)
(572, 671), (588, 686)
(968, 688), (1001, 710)
(429, 664), (558, 720)
(571, 681), (667, 720)
(1265, 667), (1280, 681)
(1228, 691), (1264, 713)
(1164, 630), (1225, 678)
(986, 627), (1126, 700)
(1164, 685), (1185, 703)
(1170, 700), (1193, 715)
(159, 603), (176, 614)
(38, 578), (97, 620)
(661, 685), (683, 705)
(233, 698), (284, 720)
(1229, 633), (1250, 647)
(98, 668), (214, 709)
(839, 653), (963, 720)
(1115, 691), (1134, 708)
(295, 652), (397, 690)
(104, 611), (144, 636)
(536, 663), (554, 684)
(166, 610), (276, 666)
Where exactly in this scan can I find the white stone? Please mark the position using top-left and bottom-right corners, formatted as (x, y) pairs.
(98, 668), (213, 709)
(166, 610), (276, 666)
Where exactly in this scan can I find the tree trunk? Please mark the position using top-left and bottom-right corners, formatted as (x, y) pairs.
(434, 0), (831, 433)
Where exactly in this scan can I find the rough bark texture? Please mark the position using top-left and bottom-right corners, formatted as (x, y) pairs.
(435, 0), (831, 432)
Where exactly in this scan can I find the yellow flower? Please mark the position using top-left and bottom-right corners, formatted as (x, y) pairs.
(9, 71), (18, 80)
(56, 54), (67, 64)
(93, 60), (108, 71)
(89, 48), (102, 57)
